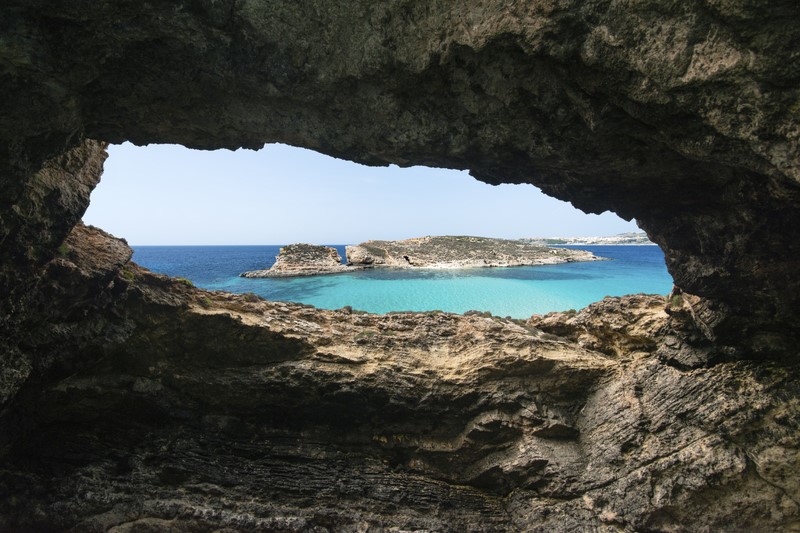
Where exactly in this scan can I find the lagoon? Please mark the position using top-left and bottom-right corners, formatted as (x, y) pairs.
(132, 244), (673, 318)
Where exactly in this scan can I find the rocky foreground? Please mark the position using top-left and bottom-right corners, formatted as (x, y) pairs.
(2, 224), (797, 531)
(242, 236), (601, 278)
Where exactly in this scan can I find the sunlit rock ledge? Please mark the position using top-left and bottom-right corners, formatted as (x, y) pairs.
(241, 236), (603, 278)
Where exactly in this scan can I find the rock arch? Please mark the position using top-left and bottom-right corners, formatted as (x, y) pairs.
(1, 2), (799, 530)
(3, 0), (798, 354)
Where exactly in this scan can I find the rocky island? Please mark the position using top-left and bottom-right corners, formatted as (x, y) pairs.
(240, 236), (602, 278)
(241, 243), (354, 278)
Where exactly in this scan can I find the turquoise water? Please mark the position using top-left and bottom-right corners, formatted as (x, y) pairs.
(132, 245), (673, 318)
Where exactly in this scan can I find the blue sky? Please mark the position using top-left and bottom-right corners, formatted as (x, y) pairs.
(83, 142), (639, 245)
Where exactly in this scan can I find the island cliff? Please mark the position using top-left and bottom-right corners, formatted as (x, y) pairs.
(241, 243), (352, 278)
(2, 1), (799, 530)
(241, 236), (601, 278)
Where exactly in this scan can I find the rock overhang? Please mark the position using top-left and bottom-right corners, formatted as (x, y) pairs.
(1, 2), (800, 530)
(2, 2), (799, 352)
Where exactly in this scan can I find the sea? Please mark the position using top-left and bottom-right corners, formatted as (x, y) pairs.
(132, 245), (673, 319)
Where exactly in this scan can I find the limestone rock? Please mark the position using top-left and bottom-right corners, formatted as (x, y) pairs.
(242, 236), (600, 277)
(1, 1), (800, 530)
(2, 1), (799, 350)
(0, 141), (110, 406)
(241, 243), (351, 278)
(0, 229), (797, 531)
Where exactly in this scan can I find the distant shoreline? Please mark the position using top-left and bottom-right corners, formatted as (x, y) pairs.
(554, 243), (658, 246)
(131, 243), (657, 247)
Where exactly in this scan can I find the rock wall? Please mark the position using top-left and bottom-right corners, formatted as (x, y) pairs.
(0, 141), (109, 405)
(2, 0), (799, 353)
(1, 1), (799, 530)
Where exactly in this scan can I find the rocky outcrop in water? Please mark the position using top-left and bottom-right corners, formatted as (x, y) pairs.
(242, 236), (601, 277)
(241, 243), (352, 278)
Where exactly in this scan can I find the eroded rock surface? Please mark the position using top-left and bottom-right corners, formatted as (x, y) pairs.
(0, 141), (110, 405)
(1, 1), (799, 531)
(2, 0), (799, 352)
(0, 226), (798, 531)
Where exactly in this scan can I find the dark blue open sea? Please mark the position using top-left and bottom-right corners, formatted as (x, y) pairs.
(132, 245), (673, 318)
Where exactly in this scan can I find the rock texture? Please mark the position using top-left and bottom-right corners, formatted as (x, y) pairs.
(0, 233), (798, 531)
(0, 0), (797, 353)
(1, 1), (800, 530)
(0, 142), (111, 406)
(346, 235), (601, 269)
(241, 243), (352, 278)
(2, 0), (799, 353)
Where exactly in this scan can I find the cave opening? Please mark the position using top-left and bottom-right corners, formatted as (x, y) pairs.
(2, 4), (799, 529)
(85, 142), (641, 245)
(82, 142), (673, 317)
